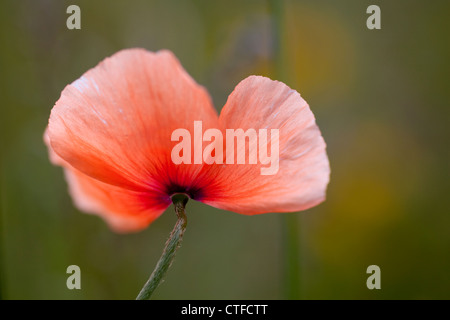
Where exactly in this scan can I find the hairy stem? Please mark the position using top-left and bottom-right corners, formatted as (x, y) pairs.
(136, 194), (188, 300)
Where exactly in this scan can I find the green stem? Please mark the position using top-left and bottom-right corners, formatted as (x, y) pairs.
(269, 0), (288, 83)
(269, 0), (302, 299)
(282, 215), (301, 299)
(136, 194), (188, 300)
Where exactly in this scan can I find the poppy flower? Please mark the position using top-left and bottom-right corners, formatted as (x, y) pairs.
(44, 48), (330, 233)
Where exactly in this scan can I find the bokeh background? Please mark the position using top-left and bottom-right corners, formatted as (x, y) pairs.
(1, 0), (449, 299)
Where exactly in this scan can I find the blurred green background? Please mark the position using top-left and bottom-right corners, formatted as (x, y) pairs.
(1, 0), (449, 299)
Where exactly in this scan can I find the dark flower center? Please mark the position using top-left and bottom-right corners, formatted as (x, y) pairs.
(166, 183), (203, 201)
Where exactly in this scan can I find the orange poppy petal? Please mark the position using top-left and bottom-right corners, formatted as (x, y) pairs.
(44, 129), (167, 232)
(201, 76), (330, 214)
(63, 168), (167, 233)
(47, 48), (219, 191)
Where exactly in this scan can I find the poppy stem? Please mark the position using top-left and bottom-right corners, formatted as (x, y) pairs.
(269, 0), (302, 299)
(136, 193), (188, 300)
